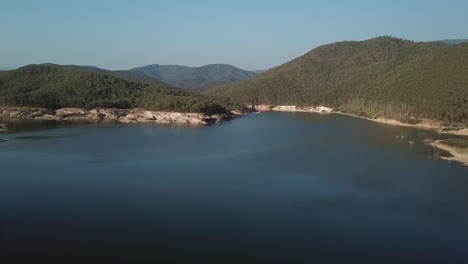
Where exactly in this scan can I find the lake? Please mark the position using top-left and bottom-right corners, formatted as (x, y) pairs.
(0, 112), (467, 263)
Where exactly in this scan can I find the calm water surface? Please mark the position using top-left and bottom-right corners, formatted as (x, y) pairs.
(0, 112), (467, 263)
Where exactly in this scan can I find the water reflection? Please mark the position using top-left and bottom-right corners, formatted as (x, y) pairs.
(13, 134), (78, 140)
(1, 119), (91, 133)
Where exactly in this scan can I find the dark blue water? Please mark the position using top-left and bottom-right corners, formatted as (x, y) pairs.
(0, 112), (467, 264)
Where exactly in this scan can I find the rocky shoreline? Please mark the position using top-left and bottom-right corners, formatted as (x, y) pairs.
(247, 104), (468, 136)
(245, 104), (334, 113)
(0, 107), (240, 125)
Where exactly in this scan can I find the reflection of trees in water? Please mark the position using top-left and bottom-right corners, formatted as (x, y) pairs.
(428, 147), (453, 162)
(0, 119), (87, 133)
(358, 123), (430, 149)
(285, 113), (453, 168)
(287, 111), (328, 125)
(294, 112), (444, 155)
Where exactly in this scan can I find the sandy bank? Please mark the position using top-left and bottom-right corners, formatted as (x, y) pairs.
(335, 112), (441, 130)
(430, 140), (468, 165)
(342, 113), (468, 137)
(439, 128), (468, 137)
(0, 107), (240, 125)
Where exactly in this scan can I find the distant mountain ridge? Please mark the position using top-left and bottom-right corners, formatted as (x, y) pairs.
(11, 63), (259, 91)
(130, 64), (258, 91)
(61, 64), (167, 85)
(435, 39), (468, 45)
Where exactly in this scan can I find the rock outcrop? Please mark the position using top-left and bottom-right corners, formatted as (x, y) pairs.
(243, 104), (334, 113)
(244, 104), (272, 112)
(0, 107), (49, 119)
(0, 123), (7, 132)
(230, 110), (244, 116)
(0, 107), (239, 125)
(247, 105), (334, 113)
(271, 105), (334, 113)
(255, 105), (273, 112)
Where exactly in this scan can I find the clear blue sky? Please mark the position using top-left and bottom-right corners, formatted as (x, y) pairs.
(1, 0), (467, 70)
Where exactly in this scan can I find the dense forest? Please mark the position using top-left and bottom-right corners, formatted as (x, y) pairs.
(208, 37), (468, 123)
(22, 63), (258, 92)
(0, 64), (234, 114)
(61, 64), (167, 85)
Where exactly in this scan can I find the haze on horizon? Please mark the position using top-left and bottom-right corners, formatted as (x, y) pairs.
(1, 0), (467, 71)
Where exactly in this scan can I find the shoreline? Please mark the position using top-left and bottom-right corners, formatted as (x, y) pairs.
(333, 111), (444, 131)
(0, 107), (240, 125)
(430, 140), (468, 165)
(3, 104), (465, 134)
(248, 104), (467, 136)
(2, 104), (467, 165)
(336, 113), (468, 136)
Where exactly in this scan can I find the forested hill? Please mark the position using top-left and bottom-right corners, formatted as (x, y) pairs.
(208, 37), (468, 123)
(61, 64), (166, 85)
(130, 64), (258, 91)
(0, 64), (232, 114)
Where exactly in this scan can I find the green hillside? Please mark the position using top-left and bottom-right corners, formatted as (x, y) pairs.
(62, 64), (166, 85)
(0, 64), (232, 114)
(208, 37), (468, 123)
(131, 64), (258, 91)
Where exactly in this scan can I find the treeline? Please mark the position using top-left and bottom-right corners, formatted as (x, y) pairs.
(138, 89), (240, 115)
(62, 64), (166, 85)
(208, 37), (468, 123)
(0, 64), (234, 114)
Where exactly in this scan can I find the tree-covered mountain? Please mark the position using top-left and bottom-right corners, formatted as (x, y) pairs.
(208, 37), (468, 123)
(61, 64), (166, 85)
(130, 64), (258, 91)
(0, 64), (234, 114)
